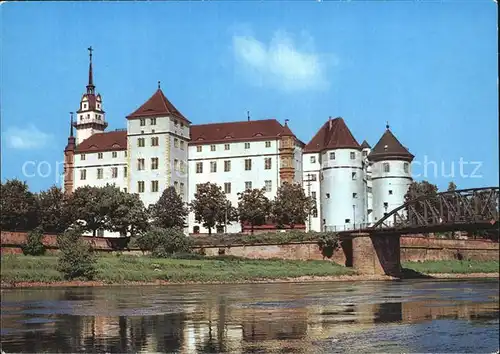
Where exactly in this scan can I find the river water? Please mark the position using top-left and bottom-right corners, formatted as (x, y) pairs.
(1, 279), (498, 353)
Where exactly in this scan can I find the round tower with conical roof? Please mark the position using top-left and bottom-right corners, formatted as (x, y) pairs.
(368, 124), (414, 224)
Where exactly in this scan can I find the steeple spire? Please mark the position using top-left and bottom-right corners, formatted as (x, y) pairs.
(87, 46), (95, 94)
(70, 112), (74, 137)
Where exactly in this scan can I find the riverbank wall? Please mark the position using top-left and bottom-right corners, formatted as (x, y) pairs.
(1, 231), (498, 263)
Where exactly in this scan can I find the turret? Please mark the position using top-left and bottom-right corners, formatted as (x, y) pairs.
(368, 123), (414, 224)
(63, 112), (76, 195)
(279, 119), (295, 185)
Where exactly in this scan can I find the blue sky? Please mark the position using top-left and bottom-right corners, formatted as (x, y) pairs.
(1, 1), (498, 192)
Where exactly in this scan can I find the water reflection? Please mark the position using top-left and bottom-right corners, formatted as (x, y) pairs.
(1, 280), (498, 353)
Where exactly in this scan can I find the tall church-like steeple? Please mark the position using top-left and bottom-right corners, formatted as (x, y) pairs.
(74, 46), (108, 144)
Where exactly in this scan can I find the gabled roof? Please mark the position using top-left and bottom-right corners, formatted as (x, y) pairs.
(76, 130), (127, 153)
(127, 88), (190, 123)
(303, 117), (360, 153)
(368, 128), (414, 162)
(190, 119), (295, 145)
(361, 140), (371, 149)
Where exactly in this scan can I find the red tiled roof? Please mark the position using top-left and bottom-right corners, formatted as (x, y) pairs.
(76, 130), (127, 153)
(368, 128), (414, 162)
(303, 117), (360, 153)
(127, 89), (190, 123)
(190, 119), (294, 145)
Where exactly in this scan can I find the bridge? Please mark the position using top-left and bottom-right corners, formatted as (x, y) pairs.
(338, 187), (499, 277)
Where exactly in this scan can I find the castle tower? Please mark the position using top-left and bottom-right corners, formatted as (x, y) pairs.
(63, 112), (76, 195)
(279, 119), (296, 185)
(303, 117), (366, 231)
(74, 46), (108, 144)
(361, 140), (374, 224)
(368, 124), (414, 224)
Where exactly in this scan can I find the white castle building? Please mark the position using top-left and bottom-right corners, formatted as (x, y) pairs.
(63, 49), (414, 236)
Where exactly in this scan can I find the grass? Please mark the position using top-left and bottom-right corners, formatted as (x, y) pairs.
(403, 260), (499, 274)
(0, 254), (354, 284)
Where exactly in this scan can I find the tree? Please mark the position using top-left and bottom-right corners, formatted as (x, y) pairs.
(36, 186), (72, 233)
(22, 226), (46, 256)
(149, 187), (188, 229)
(404, 180), (439, 202)
(66, 185), (113, 237)
(237, 188), (271, 234)
(107, 191), (149, 238)
(447, 181), (457, 192)
(0, 179), (38, 231)
(190, 182), (235, 235)
(57, 227), (97, 280)
(134, 227), (192, 256)
(271, 182), (314, 229)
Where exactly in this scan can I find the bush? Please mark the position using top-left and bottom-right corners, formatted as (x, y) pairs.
(134, 227), (193, 257)
(56, 228), (97, 280)
(317, 233), (340, 259)
(22, 227), (46, 256)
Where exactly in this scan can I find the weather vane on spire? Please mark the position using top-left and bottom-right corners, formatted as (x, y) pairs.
(158, 81), (161, 89)
(88, 46), (93, 62)
(386, 121), (390, 130)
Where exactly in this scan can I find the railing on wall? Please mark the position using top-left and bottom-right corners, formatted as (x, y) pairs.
(324, 223), (372, 232)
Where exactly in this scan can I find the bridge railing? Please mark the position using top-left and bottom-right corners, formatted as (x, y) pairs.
(324, 223), (372, 232)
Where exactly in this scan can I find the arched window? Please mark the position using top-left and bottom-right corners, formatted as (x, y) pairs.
(383, 163), (390, 173)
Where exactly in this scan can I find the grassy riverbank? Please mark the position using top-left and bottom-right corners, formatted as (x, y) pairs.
(0, 254), (355, 284)
(403, 260), (499, 274)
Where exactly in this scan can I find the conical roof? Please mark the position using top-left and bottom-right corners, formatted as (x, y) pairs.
(304, 117), (360, 153)
(368, 128), (414, 162)
(360, 140), (371, 149)
(127, 88), (190, 123)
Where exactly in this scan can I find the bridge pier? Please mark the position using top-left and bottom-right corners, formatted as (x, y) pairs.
(351, 233), (402, 277)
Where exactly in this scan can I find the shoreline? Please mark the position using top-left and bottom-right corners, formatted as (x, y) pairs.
(1, 273), (498, 289)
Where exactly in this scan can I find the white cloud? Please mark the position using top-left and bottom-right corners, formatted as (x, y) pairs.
(4, 125), (52, 150)
(233, 30), (330, 91)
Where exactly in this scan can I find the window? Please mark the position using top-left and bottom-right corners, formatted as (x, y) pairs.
(404, 163), (409, 173)
(123, 188), (127, 193)
(383, 202), (389, 209)
(138, 181), (145, 193)
(245, 181), (252, 190)
(80, 169), (86, 180)
(389, 190), (393, 195)
(352, 172), (357, 180)
(345, 219), (351, 224)
(313, 208), (318, 218)
(174, 138), (179, 148)
(137, 158), (145, 170)
(245, 159), (252, 171)
(150, 118), (156, 125)
(180, 141), (185, 150)
(87, 114), (90, 119)
(350, 152), (356, 160)
(180, 160), (186, 173)
(151, 180), (159, 192)
(180, 183), (185, 195)
(245, 142), (250, 149)
(264, 158), (272, 170)
(329, 152), (335, 160)
(151, 157), (159, 170)
(124, 151), (127, 157)
(124, 167), (128, 178)
(174, 181), (179, 193)
(224, 143), (230, 151)
(265, 141), (271, 148)
(310, 156), (316, 163)
(309, 174), (317, 181)
(97, 168), (103, 179)
(112, 151), (117, 158)
(83, 103), (87, 109)
(383, 163), (390, 173)
(210, 161), (217, 173)
(224, 182), (231, 194)
(138, 138), (145, 147)
(111, 167), (118, 178)
(81, 154), (86, 161)
(197, 146), (202, 152)
(174, 120), (178, 126)
(367, 186), (372, 193)
(224, 160), (231, 172)
(265, 180), (272, 192)
(362, 151), (368, 157)
(311, 191), (316, 200)
(352, 193), (357, 199)
(98, 152), (103, 159)
(326, 193), (330, 198)
(196, 162), (203, 173)
(174, 159), (179, 171)
(181, 122), (184, 128)
(211, 145), (216, 151)
(140, 119), (146, 126)
(151, 137), (159, 146)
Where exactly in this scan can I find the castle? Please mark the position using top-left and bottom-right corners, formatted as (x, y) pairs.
(63, 49), (414, 236)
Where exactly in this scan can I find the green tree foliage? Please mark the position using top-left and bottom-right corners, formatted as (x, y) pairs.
(36, 186), (72, 233)
(237, 188), (271, 234)
(57, 227), (97, 280)
(404, 180), (439, 202)
(271, 182), (314, 229)
(447, 182), (457, 191)
(134, 227), (192, 256)
(149, 186), (188, 229)
(107, 191), (149, 237)
(0, 179), (38, 231)
(21, 226), (46, 256)
(190, 182), (236, 235)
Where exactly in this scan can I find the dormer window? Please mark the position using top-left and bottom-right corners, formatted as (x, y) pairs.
(83, 104), (87, 109)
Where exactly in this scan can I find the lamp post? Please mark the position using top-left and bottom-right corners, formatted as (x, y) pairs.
(224, 201), (228, 234)
(353, 204), (356, 230)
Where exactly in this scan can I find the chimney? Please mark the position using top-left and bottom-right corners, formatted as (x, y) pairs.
(247, 111), (250, 121)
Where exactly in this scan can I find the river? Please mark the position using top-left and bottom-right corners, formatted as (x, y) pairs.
(1, 279), (498, 353)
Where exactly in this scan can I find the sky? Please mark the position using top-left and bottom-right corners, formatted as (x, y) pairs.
(1, 1), (498, 192)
